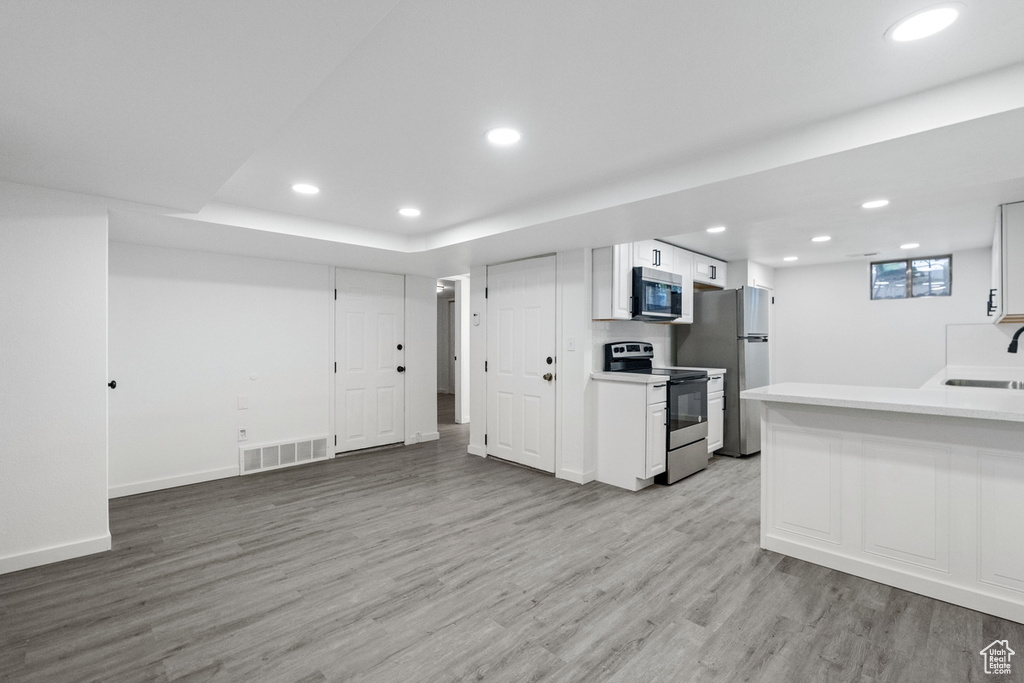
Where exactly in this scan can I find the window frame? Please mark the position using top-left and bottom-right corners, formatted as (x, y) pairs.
(869, 254), (952, 300)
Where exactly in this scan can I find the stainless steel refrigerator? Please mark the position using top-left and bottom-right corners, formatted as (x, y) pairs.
(674, 286), (770, 456)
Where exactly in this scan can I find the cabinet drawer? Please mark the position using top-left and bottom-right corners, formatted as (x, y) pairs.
(708, 374), (724, 393)
(647, 382), (667, 404)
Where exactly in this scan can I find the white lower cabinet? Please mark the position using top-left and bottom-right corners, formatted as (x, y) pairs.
(645, 402), (667, 478)
(707, 374), (724, 453)
(707, 393), (724, 453)
(594, 377), (666, 491)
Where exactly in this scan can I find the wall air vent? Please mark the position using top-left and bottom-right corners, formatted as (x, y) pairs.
(240, 436), (330, 475)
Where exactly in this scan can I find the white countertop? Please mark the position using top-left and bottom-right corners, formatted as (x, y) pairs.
(591, 366), (726, 384)
(741, 381), (1024, 423)
(591, 371), (664, 384)
(663, 366), (726, 376)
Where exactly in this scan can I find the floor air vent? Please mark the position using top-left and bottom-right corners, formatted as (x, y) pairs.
(240, 436), (330, 475)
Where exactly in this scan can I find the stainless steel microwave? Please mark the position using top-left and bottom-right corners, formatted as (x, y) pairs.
(631, 266), (682, 321)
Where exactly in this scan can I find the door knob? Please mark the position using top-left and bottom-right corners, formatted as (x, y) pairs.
(543, 373), (553, 382)
(397, 366), (406, 373)
(397, 343), (403, 350)
(108, 380), (117, 389)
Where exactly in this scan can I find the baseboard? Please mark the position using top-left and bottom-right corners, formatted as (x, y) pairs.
(0, 533), (111, 575)
(108, 466), (239, 499)
(557, 468), (596, 485)
(763, 534), (1024, 624)
(404, 431), (440, 445)
(467, 444), (486, 457)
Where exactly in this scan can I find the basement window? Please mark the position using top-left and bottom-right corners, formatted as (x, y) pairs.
(870, 255), (951, 300)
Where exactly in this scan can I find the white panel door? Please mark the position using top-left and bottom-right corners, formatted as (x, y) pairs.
(486, 256), (556, 472)
(336, 269), (405, 453)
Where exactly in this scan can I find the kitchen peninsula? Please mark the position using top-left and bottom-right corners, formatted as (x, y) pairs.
(742, 382), (1024, 623)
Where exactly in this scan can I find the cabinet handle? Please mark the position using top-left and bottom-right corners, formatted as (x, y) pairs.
(654, 249), (660, 267)
(653, 383), (667, 388)
(988, 288), (997, 316)
(710, 264), (717, 280)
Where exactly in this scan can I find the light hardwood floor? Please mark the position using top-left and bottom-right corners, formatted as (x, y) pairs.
(2, 394), (1022, 682)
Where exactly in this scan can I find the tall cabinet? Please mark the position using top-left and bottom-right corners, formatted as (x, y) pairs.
(991, 201), (1024, 324)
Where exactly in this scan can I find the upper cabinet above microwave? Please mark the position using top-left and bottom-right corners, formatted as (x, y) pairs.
(990, 201), (1024, 323)
(594, 241), (714, 323)
(692, 253), (727, 290)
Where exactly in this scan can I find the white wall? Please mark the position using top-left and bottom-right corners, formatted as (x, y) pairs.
(468, 266), (487, 456)
(557, 250), (594, 483)
(108, 243), (333, 496)
(726, 260), (775, 290)
(404, 275), (439, 443)
(109, 247), (439, 495)
(774, 247), (991, 388)
(592, 321), (674, 369)
(946, 323), (1024, 370)
(0, 188), (110, 573)
(453, 278), (470, 424)
(436, 292), (454, 393)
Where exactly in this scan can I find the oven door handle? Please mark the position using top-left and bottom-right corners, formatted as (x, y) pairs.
(671, 376), (710, 385)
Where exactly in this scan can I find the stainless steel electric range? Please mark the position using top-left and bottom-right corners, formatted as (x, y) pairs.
(604, 342), (710, 483)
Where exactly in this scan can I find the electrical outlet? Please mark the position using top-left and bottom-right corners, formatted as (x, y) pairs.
(238, 428), (247, 442)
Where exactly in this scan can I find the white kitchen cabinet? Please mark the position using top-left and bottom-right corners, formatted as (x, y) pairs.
(592, 243), (633, 320)
(670, 247), (694, 324)
(692, 253), (727, 289)
(633, 239), (673, 271)
(707, 374), (724, 453)
(645, 402), (667, 478)
(992, 201), (1024, 324)
(592, 240), (694, 322)
(593, 376), (667, 491)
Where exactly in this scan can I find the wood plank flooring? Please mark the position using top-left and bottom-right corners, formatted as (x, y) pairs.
(2, 394), (1022, 682)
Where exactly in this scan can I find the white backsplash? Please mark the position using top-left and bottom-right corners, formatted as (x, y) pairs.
(591, 320), (674, 371)
(946, 323), (1024, 368)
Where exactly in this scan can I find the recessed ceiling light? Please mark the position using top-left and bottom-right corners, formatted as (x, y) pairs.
(811, 235), (832, 243)
(706, 226), (726, 234)
(862, 199), (890, 209)
(886, 3), (963, 42)
(900, 242), (920, 249)
(783, 256), (799, 262)
(486, 127), (521, 146)
(292, 183), (319, 195)
(399, 207), (421, 217)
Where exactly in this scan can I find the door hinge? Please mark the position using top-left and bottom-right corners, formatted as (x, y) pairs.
(485, 360), (488, 372)
(334, 288), (337, 300)
(334, 435), (337, 446)
(484, 434), (488, 445)
(485, 287), (488, 299)
(771, 296), (775, 304)
(334, 362), (337, 373)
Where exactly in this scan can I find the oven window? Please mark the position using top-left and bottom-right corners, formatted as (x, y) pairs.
(669, 381), (706, 431)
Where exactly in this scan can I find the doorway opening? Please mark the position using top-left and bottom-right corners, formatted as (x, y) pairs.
(436, 275), (470, 425)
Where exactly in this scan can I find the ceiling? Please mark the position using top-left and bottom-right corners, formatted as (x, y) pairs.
(4, 1), (1024, 276)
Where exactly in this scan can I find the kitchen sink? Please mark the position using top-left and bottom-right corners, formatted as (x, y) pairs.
(944, 378), (1024, 390)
